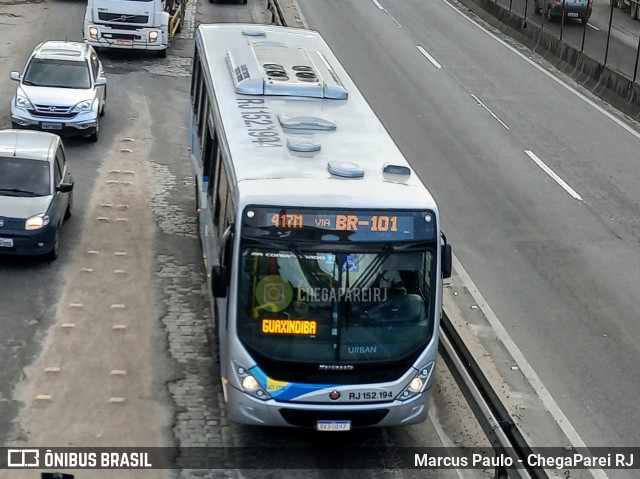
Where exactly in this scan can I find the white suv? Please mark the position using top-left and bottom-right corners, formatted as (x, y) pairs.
(10, 41), (107, 142)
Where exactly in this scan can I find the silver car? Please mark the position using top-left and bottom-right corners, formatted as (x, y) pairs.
(10, 41), (107, 142)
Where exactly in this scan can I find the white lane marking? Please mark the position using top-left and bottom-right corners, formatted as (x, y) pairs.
(370, 0), (402, 27)
(441, 0), (640, 145)
(387, 13), (402, 28)
(587, 23), (600, 31)
(524, 150), (584, 201)
(417, 45), (443, 69)
(453, 255), (608, 479)
(470, 93), (510, 130)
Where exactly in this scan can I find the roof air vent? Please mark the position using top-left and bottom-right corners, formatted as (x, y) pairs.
(328, 161), (364, 178)
(242, 28), (267, 37)
(287, 137), (321, 153)
(383, 164), (411, 176)
(264, 64), (289, 81)
(278, 114), (336, 131)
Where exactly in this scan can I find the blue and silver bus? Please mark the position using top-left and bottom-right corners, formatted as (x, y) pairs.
(189, 23), (452, 430)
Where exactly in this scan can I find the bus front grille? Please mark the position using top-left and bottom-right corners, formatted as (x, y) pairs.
(279, 408), (389, 428)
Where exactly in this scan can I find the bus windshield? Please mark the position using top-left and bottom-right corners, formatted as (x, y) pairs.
(237, 246), (436, 365)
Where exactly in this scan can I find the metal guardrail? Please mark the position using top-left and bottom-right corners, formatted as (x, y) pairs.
(440, 312), (550, 479)
(267, 0), (286, 26)
(268, 2), (549, 477)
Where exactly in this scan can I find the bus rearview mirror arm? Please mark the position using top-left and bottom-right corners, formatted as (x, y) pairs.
(211, 265), (229, 298)
(441, 232), (452, 279)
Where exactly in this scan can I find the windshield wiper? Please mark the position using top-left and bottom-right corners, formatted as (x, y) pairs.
(21, 80), (39, 86)
(0, 188), (39, 197)
(288, 241), (335, 291)
(348, 244), (393, 292)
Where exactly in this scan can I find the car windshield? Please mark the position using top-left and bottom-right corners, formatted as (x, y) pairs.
(237, 246), (436, 365)
(22, 58), (90, 89)
(0, 158), (50, 196)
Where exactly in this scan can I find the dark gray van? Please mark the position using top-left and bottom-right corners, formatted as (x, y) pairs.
(0, 130), (74, 260)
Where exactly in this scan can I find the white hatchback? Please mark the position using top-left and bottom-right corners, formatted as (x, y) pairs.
(10, 41), (107, 142)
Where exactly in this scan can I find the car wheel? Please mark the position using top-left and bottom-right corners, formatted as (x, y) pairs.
(100, 102), (106, 117)
(11, 122), (19, 129)
(45, 229), (60, 261)
(65, 192), (73, 220)
(89, 119), (99, 142)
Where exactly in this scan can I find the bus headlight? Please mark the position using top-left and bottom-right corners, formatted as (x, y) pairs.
(242, 375), (260, 391)
(398, 362), (434, 401)
(26, 214), (50, 230)
(409, 377), (424, 392)
(233, 362), (270, 400)
(89, 27), (98, 40)
(149, 31), (158, 42)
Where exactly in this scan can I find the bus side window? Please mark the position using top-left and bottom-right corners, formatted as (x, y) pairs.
(190, 51), (200, 106)
(203, 125), (217, 185)
(209, 148), (222, 219)
(215, 162), (228, 228)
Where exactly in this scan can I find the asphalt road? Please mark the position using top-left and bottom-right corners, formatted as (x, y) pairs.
(0, 0), (98, 445)
(295, 0), (640, 470)
(489, 0), (640, 79)
(0, 1), (489, 478)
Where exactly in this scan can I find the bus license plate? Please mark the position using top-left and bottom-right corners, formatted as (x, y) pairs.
(41, 122), (62, 130)
(116, 39), (133, 46)
(316, 420), (351, 431)
(567, 12), (579, 17)
(0, 238), (14, 248)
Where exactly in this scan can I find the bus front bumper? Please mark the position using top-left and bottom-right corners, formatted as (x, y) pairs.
(226, 385), (431, 428)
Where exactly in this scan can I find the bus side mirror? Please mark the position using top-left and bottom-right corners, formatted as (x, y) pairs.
(211, 265), (229, 298)
(441, 244), (452, 279)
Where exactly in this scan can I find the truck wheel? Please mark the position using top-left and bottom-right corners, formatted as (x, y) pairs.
(157, 48), (167, 58)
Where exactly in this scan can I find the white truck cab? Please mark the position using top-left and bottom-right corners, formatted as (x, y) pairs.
(84, 0), (184, 57)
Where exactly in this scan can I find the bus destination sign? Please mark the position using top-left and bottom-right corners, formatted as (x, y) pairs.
(243, 207), (436, 242)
